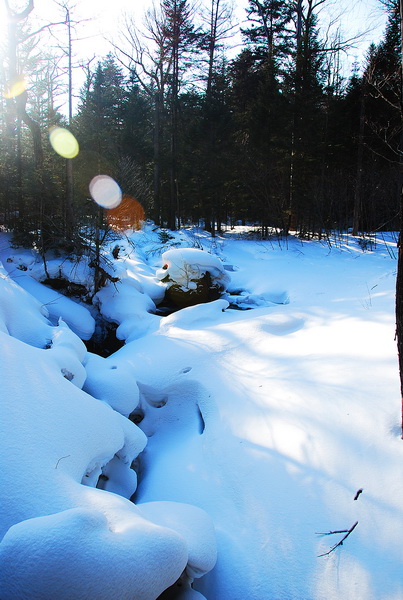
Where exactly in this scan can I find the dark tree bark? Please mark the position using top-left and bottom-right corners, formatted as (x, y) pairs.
(352, 81), (366, 236)
(396, 0), (403, 438)
(64, 5), (75, 241)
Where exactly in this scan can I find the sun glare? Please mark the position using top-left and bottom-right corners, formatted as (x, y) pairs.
(3, 75), (27, 99)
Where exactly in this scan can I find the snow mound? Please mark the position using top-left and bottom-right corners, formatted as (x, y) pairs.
(0, 331), (144, 536)
(29, 256), (93, 287)
(48, 319), (87, 388)
(0, 263), (52, 347)
(11, 274), (95, 339)
(139, 501), (217, 579)
(0, 330), (218, 599)
(159, 299), (229, 332)
(0, 506), (188, 600)
(83, 352), (141, 417)
(119, 254), (166, 304)
(94, 279), (160, 342)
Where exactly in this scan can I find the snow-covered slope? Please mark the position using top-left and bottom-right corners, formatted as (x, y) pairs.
(0, 226), (402, 600)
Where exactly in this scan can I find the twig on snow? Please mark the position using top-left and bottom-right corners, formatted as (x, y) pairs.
(316, 521), (359, 557)
(55, 455), (71, 469)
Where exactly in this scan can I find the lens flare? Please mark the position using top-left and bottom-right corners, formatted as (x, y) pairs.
(49, 127), (79, 159)
(89, 175), (122, 209)
(3, 76), (26, 99)
(107, 196), (145, 231)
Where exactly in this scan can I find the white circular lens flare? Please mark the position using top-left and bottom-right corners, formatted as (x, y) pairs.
(89, 175), (122, 209)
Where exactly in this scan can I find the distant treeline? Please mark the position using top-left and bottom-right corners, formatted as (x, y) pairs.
(0, 0), (401, 252)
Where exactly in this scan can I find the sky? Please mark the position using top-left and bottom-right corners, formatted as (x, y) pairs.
(75, 0), (387, 69)
(0, 0), (389, 113)
(2, 0), (388, 66)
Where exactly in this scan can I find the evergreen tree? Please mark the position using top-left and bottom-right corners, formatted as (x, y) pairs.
(242, 0), (293, 64)
(1, 2), (69, 252)
(229, 0), (294, 233)
(285, 0), (327, 236)
(178, 62), (234, 232)
(75, 55), (126, 163)
(358, 2), (401, 232)
(161, 0), (202, 228)
(73, 56), (126, 226)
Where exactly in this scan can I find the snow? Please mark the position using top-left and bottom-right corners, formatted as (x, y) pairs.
(83, 352), (141, 416)
(0, 264), (52, 347)
(157, 247), (231, 292)
(0, 241), (95, 340)
(0, 226), (402, 599)
(0, 506), (188, 600)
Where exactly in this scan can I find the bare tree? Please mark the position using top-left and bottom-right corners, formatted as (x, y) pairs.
(5, 0), (44, 169)
(112, 6), (173, 226)
(201, 0), (234, 98)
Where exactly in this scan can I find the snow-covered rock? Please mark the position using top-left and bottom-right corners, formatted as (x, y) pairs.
(156, 248), (230, 308)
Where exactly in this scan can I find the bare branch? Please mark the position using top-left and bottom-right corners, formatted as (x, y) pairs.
(4, 0), (34, 21)
(317, 521), (359, 557)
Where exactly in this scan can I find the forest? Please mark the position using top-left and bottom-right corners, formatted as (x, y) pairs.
(2, 3), (403, 599)
(0, 0), (400, 257)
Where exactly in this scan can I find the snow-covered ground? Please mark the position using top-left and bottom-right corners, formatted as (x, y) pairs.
(0, 225), (402, 600)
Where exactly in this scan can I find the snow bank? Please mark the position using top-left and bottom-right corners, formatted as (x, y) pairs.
(11, 274), (95, 339)
(139, 501), (217, 579)
(0, 231), (219, 599)
(83, 352), (141, 416)
(159, 298), (229, 332)
(94, 279), (160, 342)
(0, 326), (216, 599)
(0, 506), (188, 600)
(0, 248), (95, 340)
(0, 263), (52, 347)
(29, 256), (93, 287)
(2, 227), (402, 600)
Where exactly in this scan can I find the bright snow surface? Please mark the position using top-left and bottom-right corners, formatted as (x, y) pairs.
(0, 226), (402, 600)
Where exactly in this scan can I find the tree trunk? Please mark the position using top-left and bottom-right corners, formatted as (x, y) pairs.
(352, 82), (366, 236)
(397, 0), (403, 438)
(153, 91), (162, 225)
(65, 7), (75, 241)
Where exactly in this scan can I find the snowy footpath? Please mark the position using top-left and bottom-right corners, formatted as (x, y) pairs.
(0, 226), (402, 600)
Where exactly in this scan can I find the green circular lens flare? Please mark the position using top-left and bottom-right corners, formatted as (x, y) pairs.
(49, 127), (79, 159)
(89, 175), (122, 209)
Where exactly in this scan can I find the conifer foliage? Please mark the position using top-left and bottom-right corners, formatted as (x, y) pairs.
(0, 0), (400, 244)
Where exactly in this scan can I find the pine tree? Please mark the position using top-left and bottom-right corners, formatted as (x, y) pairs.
(161, 0), (201, 228)
(242, 0), (293, 64)
(285, 0), (327, 236)
(229, 0), (294, 234)
(358, 3), (401, 232)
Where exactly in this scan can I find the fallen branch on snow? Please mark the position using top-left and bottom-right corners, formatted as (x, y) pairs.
(316, 521), (359, 557)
